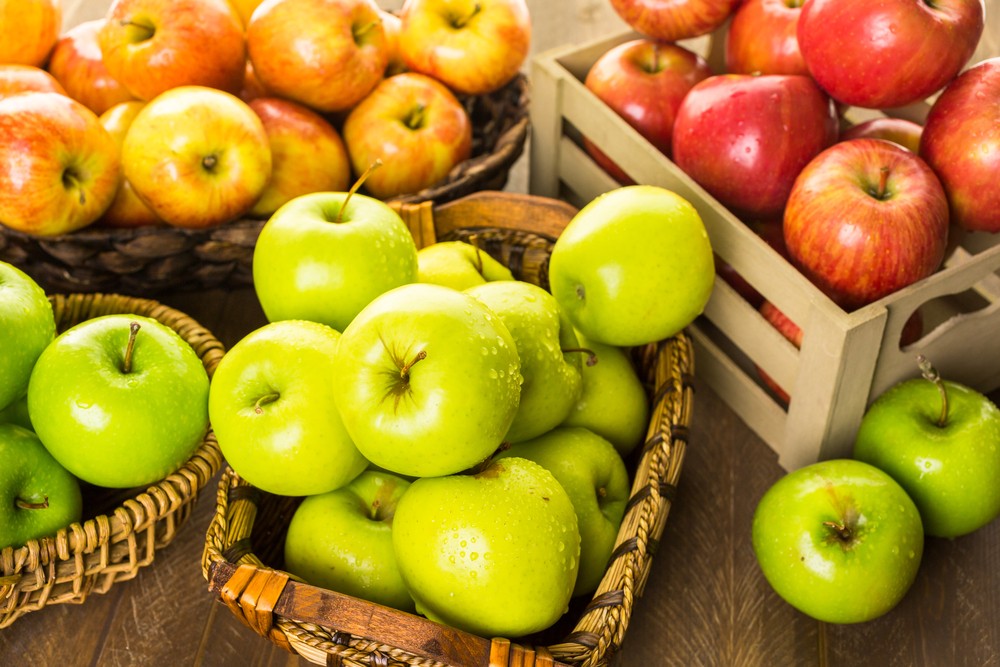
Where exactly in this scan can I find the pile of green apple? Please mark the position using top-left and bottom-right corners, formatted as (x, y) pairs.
(0, 0), (532, 236)
(0, 260), (211, 551)
(208, 182), (715, 637)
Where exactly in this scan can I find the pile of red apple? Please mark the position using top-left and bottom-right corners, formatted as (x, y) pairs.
(0, 0), (531, 236)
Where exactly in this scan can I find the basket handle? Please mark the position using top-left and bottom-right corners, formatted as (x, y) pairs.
(207, 560), (570, 667)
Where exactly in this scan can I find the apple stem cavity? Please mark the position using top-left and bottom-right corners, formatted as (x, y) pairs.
(15, 496), (49, 511)
(335, 159), (383, 224)
(399, 350), (427, 383)
(254, 392), (280, 414)
(202, 154), (219, 173)
(62, 168), (86, 205)
(352, 19), (379, 44)
(870, 166), (891, 200)
(122, 321), (141, 374)
(562, 346), (599, 366)
(119, 18), (155, 42)
(404, 104), (427, 130)
(449, 2), (482, 28)
(917, 354), (949, 427)
(822, 520), (853, 544)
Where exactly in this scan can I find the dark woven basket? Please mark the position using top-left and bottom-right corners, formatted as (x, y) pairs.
(0, 293), (225, 628)
(201, 192), (696, 667)
(0, 74), (529, 297)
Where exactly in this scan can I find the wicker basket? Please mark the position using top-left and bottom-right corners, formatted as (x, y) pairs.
(201, 192), (696, 667)
(0, 74), (530, 297)
(0, 293), (225, 628)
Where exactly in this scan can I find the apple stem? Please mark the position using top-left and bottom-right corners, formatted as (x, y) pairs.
(917, 354), (949, 427)
(253, 392), (280, 414)
(119, 19), (155, 41)
(823, 520), (852, 543)
(202, 154), (218, 173)
(597, 486), (607, 499)
(353, 20), (378, 42)
(872, 166), (890, 200)
(62, 168), (86, 205)
(450, 2), (482, 28)
(335, 159), (383, 224)
(404, 104), (427, 130)
(563, 347), (599, 367)
(399, 350), (427, 383)
(15, 496), (49, 511)
(122, 321), (141, 374)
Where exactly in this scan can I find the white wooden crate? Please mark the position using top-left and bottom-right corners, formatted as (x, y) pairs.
(529, 27), (1000, 471)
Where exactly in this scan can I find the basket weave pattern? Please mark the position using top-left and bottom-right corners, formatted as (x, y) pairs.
(0, 293), (226, 628)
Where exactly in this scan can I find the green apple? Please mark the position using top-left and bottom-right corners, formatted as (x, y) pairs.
(752, 458), (924, 624)
(0, 423), (83, 550)
(465, 280), (582, 443)
(417, 240), (514, 290)
(0, 394), (32, 431)
(283, 470), (415, 612)
(253, 190), (419, 332)
(208, 319), (368, 497)
(496, 426), (629, 596)
(561, 330), (650, 458)
(27, 314), (210, 489)
(332, 283), (522, 478)
(853, 359), (1000, 539)
(548, 185), (715, 347)
(392, 456), (580, 637)
(0, 261), (56, 412)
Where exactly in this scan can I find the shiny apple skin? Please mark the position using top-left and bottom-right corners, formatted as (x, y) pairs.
(725, 0), (807, 76)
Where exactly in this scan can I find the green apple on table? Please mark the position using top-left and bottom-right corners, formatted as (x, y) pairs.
(332, 282), (522, 478)
(465, 279), (582, 443)
(392, 456), (581, 637)
(0, 261), (56, 412)
(28, 314), (210, 489)
(497, 426), (629, 596)
(417, 240), (514, 290)
(752, 458), (924, 624)
(0, 424), (83, 551)
(853, 357), (1000, 538)
(253, 190), (419, 332)
(284, 470), (415, 613)
(548, 185), (715, 347)
(208, 319), (368, 497)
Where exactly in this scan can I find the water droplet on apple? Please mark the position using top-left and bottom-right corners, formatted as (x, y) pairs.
(488, 369), (498, 379)
(557, 542), (565, 552)
(470, 552), (478, 560)
(891, 546), (899, 555)
(460, 540), (467, 548)
(481, 347), (489, 355)
(491, 347), (498, 355)
(470, 571), (477, 578)
(499, 370), (505, 378)
(908, 550), (916, 558)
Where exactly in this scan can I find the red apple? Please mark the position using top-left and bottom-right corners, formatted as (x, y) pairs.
(398, 0), (531, 96)
(725, 0), (808, 76)
(608, 0), (739, 42)
(97, 101), (164, 229)
(99, 0), (247, 101)
(841, 117), (923, 153)
(380, 9), (407, 77)
(919, 57), (1000, 233)
(247, 97), (352, 218)
(716, 218), (786, 308)
(46, 19), (137, 116)
(247, 0), (387, 114)
(0, 65), (66, 100)
(0, 92), (121, 236)
(797, 0), (984, 109)
(583, 39), (711, 183)
(0, 0), (61, 68)
(342, 72), (472, 200)
(671, 74), (838, 219)
(784, 138), (949, 309)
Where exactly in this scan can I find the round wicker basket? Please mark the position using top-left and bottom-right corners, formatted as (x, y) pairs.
(0, 74), (529, 297)
(201, 193), (696, 667)
(0, 293), (225, 629)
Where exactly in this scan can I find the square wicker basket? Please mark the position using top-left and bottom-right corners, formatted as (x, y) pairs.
(0, 293), (225, 628)
(200, 192), (697, 667)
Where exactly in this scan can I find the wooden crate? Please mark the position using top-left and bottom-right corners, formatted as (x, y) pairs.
(529, 27), (1000, 471)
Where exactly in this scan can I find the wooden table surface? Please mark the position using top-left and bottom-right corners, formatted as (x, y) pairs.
(3, 1), (1000, 665)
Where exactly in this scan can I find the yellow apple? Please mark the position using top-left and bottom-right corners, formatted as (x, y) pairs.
(0, 0), (61, 68)
(228, 0), (265, 25)
(47, 19), (138, 116)
(379, 9), (407, 77)
(97, 101), (164, 228)
(0, 65), (65, 101)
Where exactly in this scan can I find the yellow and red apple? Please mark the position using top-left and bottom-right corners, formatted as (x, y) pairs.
(0, 0), (61, 68)
(97, 101), (163, 228)
(47, 19), (137, 116)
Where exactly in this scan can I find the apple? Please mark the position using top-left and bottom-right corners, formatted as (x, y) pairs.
(797, 0), (984, 109)
(0, 92), (121, 236)
(98, 0), (247, 101)
(391, 456), (580, 636)
(583, 38), (711, 183)
(228, 0), (265, 24)
(417, 240), (514, 290)
(548, 185), (715, 347)
(247, 0), (388, 113)
(121, 85), (272, 229)
(0, 261), (56, 412)
(342, 72), (472, 201)
(465, 280), (583, 443)
(208, 319), (368, 497)
(0, 424), (83, 551)
(496, 427), (629, 597)
(283, 470), (415, 612)
(919, 57), (1000, 233)
(46, 19), (137, 116)
(0, 395), (32, 431)
(561, 330), (650, 458)
(841, 117), (923, 154)
(725, 0), (808, 76)
(252, 190), (419, 332)
(0, 0), (61, 68)
(671, 74), (838, 219)
(332, 282), (522, 478)
(247, 97), (352, 219)
(853, 357), (1000, 538)
(0, 65), (66, 100)
(398, 0), (531, 96)
(28, 314), (211, 489)
(752, 458), (924, 623)
(239, 60), (270, 103)
(608, 0), (739, 42)
(97, 101), (164, 228)
(379, 9), (407, 77)
(783, 138), (949, 310)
